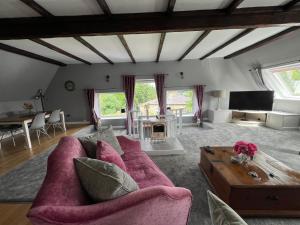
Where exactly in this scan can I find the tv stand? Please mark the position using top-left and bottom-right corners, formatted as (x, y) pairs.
(232, 110), (268, 126)
(232, 110), (300, 130)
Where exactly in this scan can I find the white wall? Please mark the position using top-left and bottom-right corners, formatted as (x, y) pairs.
(45, 58), (256, 122)
(232, 29), (300, 113)
(0, 49), (59, 116)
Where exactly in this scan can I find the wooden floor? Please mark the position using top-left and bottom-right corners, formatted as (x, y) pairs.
(0, 124), (88, 225)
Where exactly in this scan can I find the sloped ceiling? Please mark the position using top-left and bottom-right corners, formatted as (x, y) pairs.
(0, 50), (58, 101)
(0, 0), (298, 65)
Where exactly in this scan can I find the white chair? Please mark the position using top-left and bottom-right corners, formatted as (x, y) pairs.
(30, 113), (50, 145)
(46, 109), (64, 136)
(0, 125), (22, 150)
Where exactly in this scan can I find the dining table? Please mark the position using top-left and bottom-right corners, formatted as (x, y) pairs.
(0, 111), (66, 149)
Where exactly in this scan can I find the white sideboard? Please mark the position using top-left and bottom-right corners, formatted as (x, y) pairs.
(207, 109), (232, 123)
(266, 111), (300, 130)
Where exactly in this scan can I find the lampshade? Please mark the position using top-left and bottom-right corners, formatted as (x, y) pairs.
(211, 90), (226, 98)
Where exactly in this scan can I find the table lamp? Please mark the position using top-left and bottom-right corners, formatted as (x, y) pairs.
(211, 90), (226, 110)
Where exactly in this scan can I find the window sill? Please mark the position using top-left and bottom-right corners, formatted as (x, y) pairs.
(274, 98), (300, 102)
(101, 117), (126, 120)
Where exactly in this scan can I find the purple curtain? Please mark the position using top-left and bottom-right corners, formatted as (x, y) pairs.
(123, 75), (136, 134)
(154, 74), (166, 115)
(194, 85), (205, 122)
(85, 89), (96, 125)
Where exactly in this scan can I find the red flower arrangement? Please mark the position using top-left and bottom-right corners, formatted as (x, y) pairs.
(233, 141), (257, 160)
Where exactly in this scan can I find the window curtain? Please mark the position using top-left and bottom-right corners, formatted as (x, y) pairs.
(85, 89), (97, 126)
(250, 65), (269, 90)
(123, 75), (136, 134)
(193, 85), (205, 122)
(154, 74), (166, 115)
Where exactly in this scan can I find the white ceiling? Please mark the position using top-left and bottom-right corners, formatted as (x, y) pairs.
(185, 29), (243, 60)
(210, 27), (290, 58)
(82, 36), (131, 62)
(174, 0), (231, 11)
(35, 0), (102, 16)
(41, 37), (106, 63)
(0, 0), (39, 18)
(0, 39), (79, 64)
(0, 0), (298, 64)
(238, 0), (288, 8)
(124, 34), (161, 62)
(160, 31), (203, 61)
(106, 0), (168, 13)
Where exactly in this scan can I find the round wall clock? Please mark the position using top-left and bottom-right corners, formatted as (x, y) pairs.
(64, 80), (75, 91)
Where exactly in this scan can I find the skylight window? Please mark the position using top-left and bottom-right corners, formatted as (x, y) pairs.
(264, 63), (300, 100)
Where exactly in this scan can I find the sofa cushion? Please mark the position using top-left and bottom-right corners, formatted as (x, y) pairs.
(122, 152), (174, 189)
(78, 126), (123, 158)
(96, 141), (127, 171)
(99, 126), (123, 155)
(74, 157), (138, 202)
(78, 134), (98, 158)
(207, 190), (248, 225)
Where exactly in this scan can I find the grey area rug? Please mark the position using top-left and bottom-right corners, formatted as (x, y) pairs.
(1, 123), (300, 225)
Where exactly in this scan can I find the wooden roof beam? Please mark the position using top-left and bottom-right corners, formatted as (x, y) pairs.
(2, 7), (300, 39)
(0, 43), (66, 66)
(30, 39), (92, 65)
(177, 30), (211, 61)
(224, 26), (300, 59)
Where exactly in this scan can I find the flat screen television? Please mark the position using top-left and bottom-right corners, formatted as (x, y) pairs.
(229, 91), (274, 111)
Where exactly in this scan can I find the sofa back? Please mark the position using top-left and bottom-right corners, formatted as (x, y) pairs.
(32, 136), (90, 208)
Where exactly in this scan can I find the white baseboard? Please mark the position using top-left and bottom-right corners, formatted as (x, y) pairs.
(66, 121), (90, 125)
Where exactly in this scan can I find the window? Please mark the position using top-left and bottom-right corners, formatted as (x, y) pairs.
(265, 63), (300, 99)
(98, 92), (126, 118)
(134, 80), (158, 116)
(166, 89), (193, 115)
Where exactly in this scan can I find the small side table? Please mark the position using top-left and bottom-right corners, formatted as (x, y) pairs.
(207, 109), (232, 123)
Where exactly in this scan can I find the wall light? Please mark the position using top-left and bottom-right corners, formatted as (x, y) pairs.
(106, 75), (110, 82)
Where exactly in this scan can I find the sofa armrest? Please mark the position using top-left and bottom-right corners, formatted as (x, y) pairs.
(28, 186), (192, 225)
(116, 135), (142, 153)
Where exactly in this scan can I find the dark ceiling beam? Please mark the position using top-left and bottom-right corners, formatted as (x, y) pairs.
(96, 0), (135, 63)
(167, 0), (176, 13)
(0, 43), (66, 66)
(178, 30), (211, 61)
(20, 0), (53, 16)
(20, 0), (111, 64)
(96, 0), (112, 15)
(2, 7), (300, 40)
(30, 39), (92, 65)
(156, 0), (176, 62)
(74, 37), (113, 64)
(224, 26), (300, 59)
(156, 32), (166, 62)
(118, 35), (136, 63)
(226, 0), (245, 14)
(200, 28), (255, 60)
(282, 0), (300, 11)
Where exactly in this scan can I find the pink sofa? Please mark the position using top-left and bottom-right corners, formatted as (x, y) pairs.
(27, 136), (192, 225)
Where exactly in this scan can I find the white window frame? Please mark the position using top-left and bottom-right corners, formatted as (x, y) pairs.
(96, 90), (127, 119)
(263, 63), (300, 101)
(165, 87), (195, 116)
(134, 79), (159, 116)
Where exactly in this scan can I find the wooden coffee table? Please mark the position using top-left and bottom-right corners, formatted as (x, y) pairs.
(199, 147), (300, 217)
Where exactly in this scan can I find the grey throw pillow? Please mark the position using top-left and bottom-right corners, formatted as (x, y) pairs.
(78, 133), (98, 158)
(78, 126), (123, 157)
(207, 190), (248, 225)
(98, 126), (123, 155)
(74, 157), (139, 202)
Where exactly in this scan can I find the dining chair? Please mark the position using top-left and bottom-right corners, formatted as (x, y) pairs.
(30, 113), (50, 145)
(46, 109), (64, 136)
(0, 124), (22, 150)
